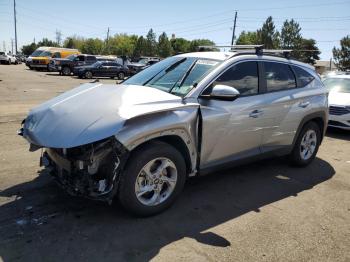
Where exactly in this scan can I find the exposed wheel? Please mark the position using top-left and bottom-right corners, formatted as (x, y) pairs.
(118, 72), (125, 80)
(62, 66), (71, 76)
(289, 121), (321, 166)
(85, 71), (93, 79)
(118, 141), (186, 216)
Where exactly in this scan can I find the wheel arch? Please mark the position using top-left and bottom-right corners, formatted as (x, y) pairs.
(292, 111), (327, 148)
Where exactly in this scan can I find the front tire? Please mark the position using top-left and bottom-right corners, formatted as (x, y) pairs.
(118, 72), (125, 80)
(118, 141), (186, 216)
(61, 66), (71, 76)
(289, 121), (321, 166)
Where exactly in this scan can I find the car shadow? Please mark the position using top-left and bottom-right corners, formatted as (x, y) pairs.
(326, 127), (350, 141)
(0, 157), (335, 261)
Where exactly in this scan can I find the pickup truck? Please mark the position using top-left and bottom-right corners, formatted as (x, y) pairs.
(49, 54), (98, 75)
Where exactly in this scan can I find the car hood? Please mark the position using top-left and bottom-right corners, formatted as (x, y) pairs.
(22, 83), (193, 148)
(328, 91), (350, 106)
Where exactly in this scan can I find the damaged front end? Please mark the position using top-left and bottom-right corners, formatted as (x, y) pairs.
(41, 137), (128, 202)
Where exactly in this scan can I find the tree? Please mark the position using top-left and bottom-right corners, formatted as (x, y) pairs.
(144, 29), (157, 56)
(295, 38), (320, 65)
(21, 43), (37, 56)
(37, 38), (59, 47)
(333, 35), (350, 71)
(158, 32), (173, 57)
(280, 19), (302, 49)
(63, 35), (85, 50)
(189, 39), (216, 52)
(170, 38), (190, 54)
(108, 34), (138, 56)
(133, 36), (146, 58)
(257, 16), (279, 49)
(81, 38), (104, 55)
(236, 31), (259, 45)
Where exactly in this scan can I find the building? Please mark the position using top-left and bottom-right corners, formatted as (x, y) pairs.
(315, 60), (337, 75)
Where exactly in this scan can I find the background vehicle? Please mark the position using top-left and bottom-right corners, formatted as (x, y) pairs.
(74, 61), (129, 79)
(29, 47), (80, 70)
(19, 47), (328, 216)
(25, 46), (50, 68)
(127, 57), (160, 75)
(49, 54), (98, 75)
(323, 75), (350, 130)
(0, 52), (17, 64)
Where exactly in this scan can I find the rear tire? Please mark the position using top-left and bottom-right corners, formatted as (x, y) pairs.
(118, 141), (186, 216)
(289, 121), (321, 166)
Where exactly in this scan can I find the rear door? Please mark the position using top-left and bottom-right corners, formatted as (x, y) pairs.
(199, 60), (266, 169)
(259, 61), (314, 152)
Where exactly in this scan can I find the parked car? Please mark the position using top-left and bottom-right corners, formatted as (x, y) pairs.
(18, 49), (328, 216)
(323, 75), (350, 130)
(73, 61), (129, 79)
(0, 52), (17, 64)
(127, 57), (160, 75)
(29, 47), (80, 70)
(49, 54), (98, 75)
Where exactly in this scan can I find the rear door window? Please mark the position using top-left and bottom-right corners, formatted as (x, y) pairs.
(292, 66), (315, 87)
(264, 62), (296, 92)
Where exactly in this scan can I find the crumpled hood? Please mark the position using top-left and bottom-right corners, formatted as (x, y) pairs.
(328, 91), (350, 106)
(23, 83), (188, 148)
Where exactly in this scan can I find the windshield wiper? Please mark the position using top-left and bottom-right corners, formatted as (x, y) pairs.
(143, 58), (187, 86)
(169, 60), (197, 94)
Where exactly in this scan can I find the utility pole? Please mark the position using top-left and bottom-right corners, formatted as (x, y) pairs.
(13, 0), (17, 54)
(231, 11), (237, 46)
(10, 39), (13, 54)
(106, 27), (110, 54)
(55, 30), (62, 46)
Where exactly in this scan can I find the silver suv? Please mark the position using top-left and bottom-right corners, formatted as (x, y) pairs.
(19, 48), (328, 216)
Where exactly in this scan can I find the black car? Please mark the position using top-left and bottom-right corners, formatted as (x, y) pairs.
(49, 54), (98, 75)
(74, 61), (129, 79)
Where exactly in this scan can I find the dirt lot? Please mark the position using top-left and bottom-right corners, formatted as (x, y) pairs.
(0, 64), (349, 262)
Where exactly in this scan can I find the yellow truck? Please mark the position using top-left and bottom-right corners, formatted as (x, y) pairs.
(29, 47), (80, 70)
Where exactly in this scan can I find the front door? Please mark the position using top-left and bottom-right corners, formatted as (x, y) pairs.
(199, 61), (265, 169)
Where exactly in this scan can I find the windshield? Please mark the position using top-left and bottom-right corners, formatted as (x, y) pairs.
(124, 56), (221, 97)
(323, 78), (350, 93)
(91, 61), (102, 67)
(39, 51), (52, 57)
(30, 50), (45, 57)
(66, 54), (76, 60)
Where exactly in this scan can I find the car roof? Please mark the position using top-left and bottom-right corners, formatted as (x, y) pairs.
(176, 52), (235, 61)
(175, 51), (315, 70)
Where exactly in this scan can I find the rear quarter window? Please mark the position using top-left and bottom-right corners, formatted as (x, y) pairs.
(292, 66), (315, 87)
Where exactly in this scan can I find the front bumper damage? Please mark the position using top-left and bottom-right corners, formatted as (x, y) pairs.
(41, 137), (129, 202)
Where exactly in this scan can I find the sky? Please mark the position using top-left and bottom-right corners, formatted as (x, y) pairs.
(0, 0), (349, 60)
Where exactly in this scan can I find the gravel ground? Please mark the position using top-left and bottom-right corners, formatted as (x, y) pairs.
(0, 64), (349, 262)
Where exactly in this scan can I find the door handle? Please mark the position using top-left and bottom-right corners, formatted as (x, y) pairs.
(249, 109), (263, 118)
(299, 101), (310, 108)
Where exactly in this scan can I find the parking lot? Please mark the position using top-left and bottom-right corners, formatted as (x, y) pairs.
(0, 64), (349, 262)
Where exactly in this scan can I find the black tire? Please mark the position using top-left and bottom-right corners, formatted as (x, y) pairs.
(289, 121), (321, 167)
(118, 72), (125, 80)
(85, 71), (93, 79)
(61, 66), (71, 76)
(118, 141), (187, 216)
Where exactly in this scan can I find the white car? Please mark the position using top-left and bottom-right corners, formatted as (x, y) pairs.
(323, 75), (350, 130)
(0, 52), (17, 64)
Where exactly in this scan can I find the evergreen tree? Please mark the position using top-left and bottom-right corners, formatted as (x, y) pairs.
(280, 19), (302, 49)
(333, 35), (350, 71)
(158, 32), (173, 57)
(257, 16), (279, 49)
(145, 29), (157, 56)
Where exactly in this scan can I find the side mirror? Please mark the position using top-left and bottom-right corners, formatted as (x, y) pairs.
(202, 84), (240, 101)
